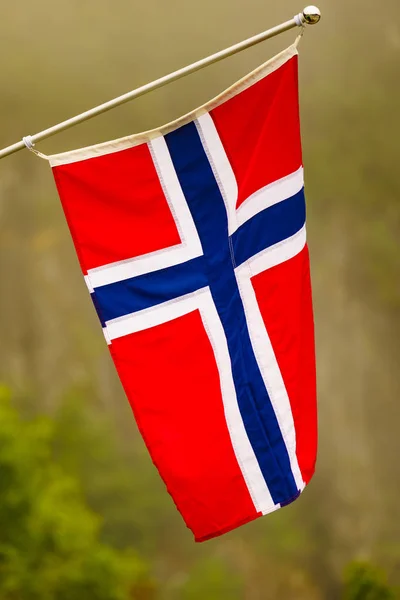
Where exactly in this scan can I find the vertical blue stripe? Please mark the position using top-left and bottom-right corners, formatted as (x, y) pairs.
(165, 121), (299, 504)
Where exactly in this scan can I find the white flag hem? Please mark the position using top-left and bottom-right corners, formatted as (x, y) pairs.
(48, 43), (298, 167)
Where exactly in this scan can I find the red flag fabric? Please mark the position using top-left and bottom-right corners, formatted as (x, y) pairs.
(50, 43), (317, 542)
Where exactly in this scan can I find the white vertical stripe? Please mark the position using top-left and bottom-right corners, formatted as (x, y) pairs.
(195, 113), (238, 235)
(235, 226), (307, 492)
(149, 135), (203, 257)
(105, 288), (276, 514)
(86, 136), (203, 289)
(198, 290), (276, 515)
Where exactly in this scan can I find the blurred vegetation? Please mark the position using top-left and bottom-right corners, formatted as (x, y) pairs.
(0, 0), (399, 598)
(0, 386), (153, 599)
(343, 562), (398, 600)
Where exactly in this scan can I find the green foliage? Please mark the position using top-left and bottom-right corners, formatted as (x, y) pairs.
(0, 386), (153, 599)
(343, 562), (398, 600)
(52, 388), (181, 557)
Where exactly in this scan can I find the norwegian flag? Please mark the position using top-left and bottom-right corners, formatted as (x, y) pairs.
(51, 43), (317, 542)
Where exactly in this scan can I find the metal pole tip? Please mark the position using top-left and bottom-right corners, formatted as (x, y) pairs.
(302, 5), (321, 24)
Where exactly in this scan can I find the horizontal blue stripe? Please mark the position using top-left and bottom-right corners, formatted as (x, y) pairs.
(232, 189), (306, 267)
(92, 194), (305, 324)
(165, 121), (299, 505)
(90, 292), (106, 328)
(94, 255), (207, 323)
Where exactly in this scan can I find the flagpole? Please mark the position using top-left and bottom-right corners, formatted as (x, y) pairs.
(0, 6), (320, 161)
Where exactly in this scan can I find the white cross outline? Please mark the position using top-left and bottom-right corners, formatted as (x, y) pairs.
(102, 112), (307, 508)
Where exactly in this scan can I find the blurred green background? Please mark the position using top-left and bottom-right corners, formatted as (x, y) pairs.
(0, 0), (399, 597)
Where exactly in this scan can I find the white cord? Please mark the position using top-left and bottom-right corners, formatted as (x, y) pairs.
(295, 25), (306, 47)
(22, 135), (48, 160)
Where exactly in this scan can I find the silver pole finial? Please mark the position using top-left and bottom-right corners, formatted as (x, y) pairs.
(302, 6), (321, 25)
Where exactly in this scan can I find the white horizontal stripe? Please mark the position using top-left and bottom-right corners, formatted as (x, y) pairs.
(86, 136), (202, 289)
(102, 327), (111, 345)
(236, 166), (304, 230)
(87, 243), (193, 288)
(235, 225), (307, 492)
(106, 287), (275, 514)
(106, 288), (209, 339)
(247, 223), (306, 277)
(84, 274), (94, 293)
(196, 111), (304, 235)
